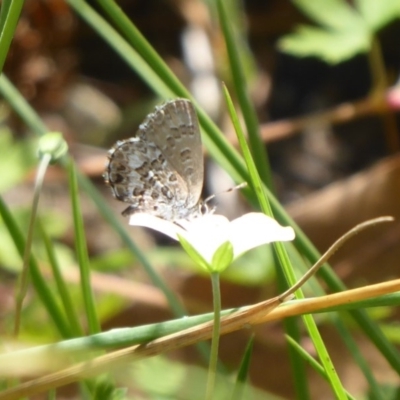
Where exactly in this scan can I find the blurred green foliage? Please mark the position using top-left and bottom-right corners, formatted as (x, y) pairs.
(279, 0), (400, 63)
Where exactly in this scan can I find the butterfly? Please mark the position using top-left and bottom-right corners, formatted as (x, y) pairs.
(104, 99), (205, 221)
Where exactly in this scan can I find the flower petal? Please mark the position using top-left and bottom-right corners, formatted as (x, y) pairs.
(228, 213), (295, 257)
(129, 212), (295, 267)
(177, 214), (230, 233)
(177, 233), (212, 272)
(129, 214), (185, 240)
(177, 214), (231, 263)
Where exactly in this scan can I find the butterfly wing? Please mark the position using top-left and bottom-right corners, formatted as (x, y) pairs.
(137, 99), (204, 208)
(104, 99), (204, 220)
(105, 136), (193, 219)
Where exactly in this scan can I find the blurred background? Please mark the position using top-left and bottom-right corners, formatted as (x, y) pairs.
(2, 0), (400, 398)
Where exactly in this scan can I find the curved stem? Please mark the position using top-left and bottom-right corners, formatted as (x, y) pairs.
(14, 153), (51, 336)
(279, 216), (394, 302)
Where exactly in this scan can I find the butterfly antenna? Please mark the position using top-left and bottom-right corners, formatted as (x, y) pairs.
(204, 182), (247, 205)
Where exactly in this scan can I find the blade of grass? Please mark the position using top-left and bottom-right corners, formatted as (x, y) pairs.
(39, 221), (83, 337)
(95, 0), (189, 99)
(68, 159), (100, 334)
(0, 75), (48, 134)
(285, 335), (356, 400)
(280, 281), (311, 399)
(0, 195), (72, 338)
(334, 315), (385, 400)
(0, 0), (24, 74)
(302, 313), (347, 398)
(216, 0), (273, 190)
(223, 83), (309, 397)
(223, 85), (347, 398)
(14, 131), (70, 335)
(231, 335), (254, 400)
(222, 84), (271, 215)
(0, 0), (12, 30)
(222, 82), (311, 394)
(274, 247), (311, 399)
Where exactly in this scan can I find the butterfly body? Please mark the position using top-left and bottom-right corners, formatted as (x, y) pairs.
(104, 99), (204, 221)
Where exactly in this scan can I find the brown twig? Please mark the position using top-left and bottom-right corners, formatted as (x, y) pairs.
(256, 94), (390, 144)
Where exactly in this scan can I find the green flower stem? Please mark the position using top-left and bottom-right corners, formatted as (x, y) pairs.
(205, 272), (222, 400)
(14, 152), (51, 336)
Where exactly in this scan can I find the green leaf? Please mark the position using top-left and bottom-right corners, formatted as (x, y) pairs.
(355, 0), (400, 31)
(178, 234), (212, 273)
(282, 0), (400, 64)
(279, 0), (390, 64)
(211, 241), (233, 272)
(293, 0), (365, 31)
(279, 24), (370, 64)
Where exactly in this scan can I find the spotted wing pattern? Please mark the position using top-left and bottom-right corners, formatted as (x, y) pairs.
(104, 99), (204, 221)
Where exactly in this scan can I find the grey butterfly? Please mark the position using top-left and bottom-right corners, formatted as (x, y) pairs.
(104, 99), (205, 221)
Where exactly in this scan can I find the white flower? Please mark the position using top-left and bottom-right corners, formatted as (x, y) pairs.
(129, 212), (295, 272)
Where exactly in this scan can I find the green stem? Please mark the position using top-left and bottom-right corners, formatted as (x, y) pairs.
(14, 153), (51, 336)
(205, 272), (222, 400)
